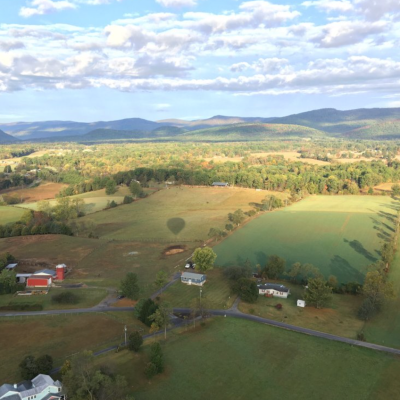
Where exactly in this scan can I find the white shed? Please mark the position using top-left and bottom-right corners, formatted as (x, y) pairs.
(297, 300), (306, 308)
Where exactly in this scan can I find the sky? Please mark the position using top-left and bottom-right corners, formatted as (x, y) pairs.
(0, 0), (400, 122)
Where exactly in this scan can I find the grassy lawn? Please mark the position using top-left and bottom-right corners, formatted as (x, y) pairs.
(0, 288), (108, 311)
(0, 312), (145, 383)
(159, 268), (235, 310)
(238, 281), (364, 339)
(78, 186), (286, 241)
(0, 205), (25, 224)
(99, 318), (400, 400)
(214, 195), (398, 283)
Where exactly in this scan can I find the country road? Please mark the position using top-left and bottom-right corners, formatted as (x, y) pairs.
(2, 303), (400, 356)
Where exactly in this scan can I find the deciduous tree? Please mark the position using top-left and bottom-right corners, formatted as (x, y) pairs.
(193, 247), (217, 272)
(304, 277), (332, 309)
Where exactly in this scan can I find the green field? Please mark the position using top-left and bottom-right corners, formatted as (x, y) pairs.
(79, 187), (283, 241)
(101, 318), (400, 400)
(0, 288), (107, 311)
(0, 205), (25, 224)
(214, 196), (398, 283)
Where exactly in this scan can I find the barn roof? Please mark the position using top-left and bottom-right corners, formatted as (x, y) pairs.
(5, 263), (17, 270)
(212, 182), (229, 186)
(33, 269), (56, 277)
(258, 283), (290, 293)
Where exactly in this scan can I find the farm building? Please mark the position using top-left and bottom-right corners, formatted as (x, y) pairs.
(34, 269), (57, 279)
(0, 374), (63, 399)
(5, 263), (17, 271)
(181, 272), (207, 286)
(26, 275), (53, 288)
(212, 182), (229, 187)
(258, 283), (290, 298)
(16, 273), (32, 283)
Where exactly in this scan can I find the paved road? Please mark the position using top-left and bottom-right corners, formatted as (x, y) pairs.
(2, 303), (400, 356)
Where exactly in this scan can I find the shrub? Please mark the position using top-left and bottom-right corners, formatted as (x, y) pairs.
(357, 332), (366, 342)
(145, 362), (158, 379)
(128, 331), (143, 352)
(275, 303), (283, 310)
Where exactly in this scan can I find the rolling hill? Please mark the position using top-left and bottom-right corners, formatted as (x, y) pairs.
(271, 108), (400, 135)
(0, 129), (19, 143)
(178, 123), (325, 141)
(344, 121), (400, 139)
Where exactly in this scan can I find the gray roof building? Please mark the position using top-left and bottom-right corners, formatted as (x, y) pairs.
(5, 264), (17, 270)
(33, 269), (57, 277)
(0, 374), (62, 400)
(212, 182), (229, 187)
(258, 283), (290, 293)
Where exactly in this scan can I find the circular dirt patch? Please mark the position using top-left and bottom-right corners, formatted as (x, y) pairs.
(163, 244), (187, 256)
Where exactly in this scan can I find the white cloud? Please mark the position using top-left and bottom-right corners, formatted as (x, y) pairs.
(302, 0), (354, 13)
(156, 0), (197, 8)
(20, 0), (76, 18)
(155, 103), (172, 111)
(312, 20), (388, 47)
(355, 0), (400, 21)
(0, 40), (25, 51)
(230, 58), (289, 73)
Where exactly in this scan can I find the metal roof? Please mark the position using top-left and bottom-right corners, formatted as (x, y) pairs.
(258, 283), (290, 293)
(0, 375), (61, 399)
(5, 264), (17, 270)
(16, 273), (32, 277)
(182, 272), (206, 280)
(33, 269), (56, 277)
(212, 182), (229, 186)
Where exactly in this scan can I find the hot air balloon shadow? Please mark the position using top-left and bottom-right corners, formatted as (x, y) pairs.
(167, 218), (186, 238)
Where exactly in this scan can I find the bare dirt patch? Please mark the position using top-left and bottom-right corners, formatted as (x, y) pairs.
(113, 298), (137, 307)
(163, 244), (187, 256)
(0, 182), (67, 202)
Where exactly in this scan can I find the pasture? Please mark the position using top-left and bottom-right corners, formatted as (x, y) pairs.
(104, 318), (400, 400)
(79, 187), (285, 241)
(19, 186), (137, 215)
(0, 182), (67, 203)
(0, 205), (25, 224)
(0, 313), (145, 383)
(214, 196), (398, 283)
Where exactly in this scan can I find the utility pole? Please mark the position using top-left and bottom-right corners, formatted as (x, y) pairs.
(124, 325), (127, 347)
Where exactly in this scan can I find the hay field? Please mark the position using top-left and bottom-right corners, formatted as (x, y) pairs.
(214, 196), (398, 283)
(79, 187), (285, 241)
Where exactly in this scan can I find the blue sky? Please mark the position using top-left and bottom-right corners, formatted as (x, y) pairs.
(0, 0), (400, 122)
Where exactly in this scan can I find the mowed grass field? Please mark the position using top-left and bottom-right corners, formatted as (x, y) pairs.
(102, 318), (400, 400)
(0, 313), (146, 383)
(214, 195), (398, 283)
(79, 187), (285, 241)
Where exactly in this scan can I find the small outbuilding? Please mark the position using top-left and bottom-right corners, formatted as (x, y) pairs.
(181, 272), (207, 286)
(258, 283), (290, 298)
(297, 300), (306, 308)
(5, 263), (17, 270)
(16, 273), (32, 283)
(212, 182), (229, 187)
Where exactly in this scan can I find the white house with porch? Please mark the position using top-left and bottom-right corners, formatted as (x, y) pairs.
(257, 283), (290, 299)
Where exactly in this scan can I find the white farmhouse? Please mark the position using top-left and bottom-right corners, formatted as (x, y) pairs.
(258, 283), (290, 299)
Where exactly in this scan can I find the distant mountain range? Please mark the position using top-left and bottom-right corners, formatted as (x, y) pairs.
(1, 107), (400, 143)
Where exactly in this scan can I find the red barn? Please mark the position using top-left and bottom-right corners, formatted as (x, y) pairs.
(26, 275), (52, 288)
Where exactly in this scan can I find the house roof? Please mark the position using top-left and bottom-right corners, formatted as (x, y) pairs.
(258, 283), (290, 293)
(0, 375), (61, 400)
(33, 269), (56, 277)
(181, 272), (206, 280)
(5, 264), (17, 270)
(16, 274), (32, 278)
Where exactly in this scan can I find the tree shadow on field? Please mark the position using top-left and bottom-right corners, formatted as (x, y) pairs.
(378, 211), (396, 224)
(329, 255), (364, 283)
(380, 201), (400, 212)
(343, 239), (378, 262)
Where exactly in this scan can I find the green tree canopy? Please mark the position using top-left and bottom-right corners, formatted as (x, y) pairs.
(193, 247), (217, 272)
(263, 255), (286, 279)
(304, 277), (332, 309)
(120, 272), (140, 300)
